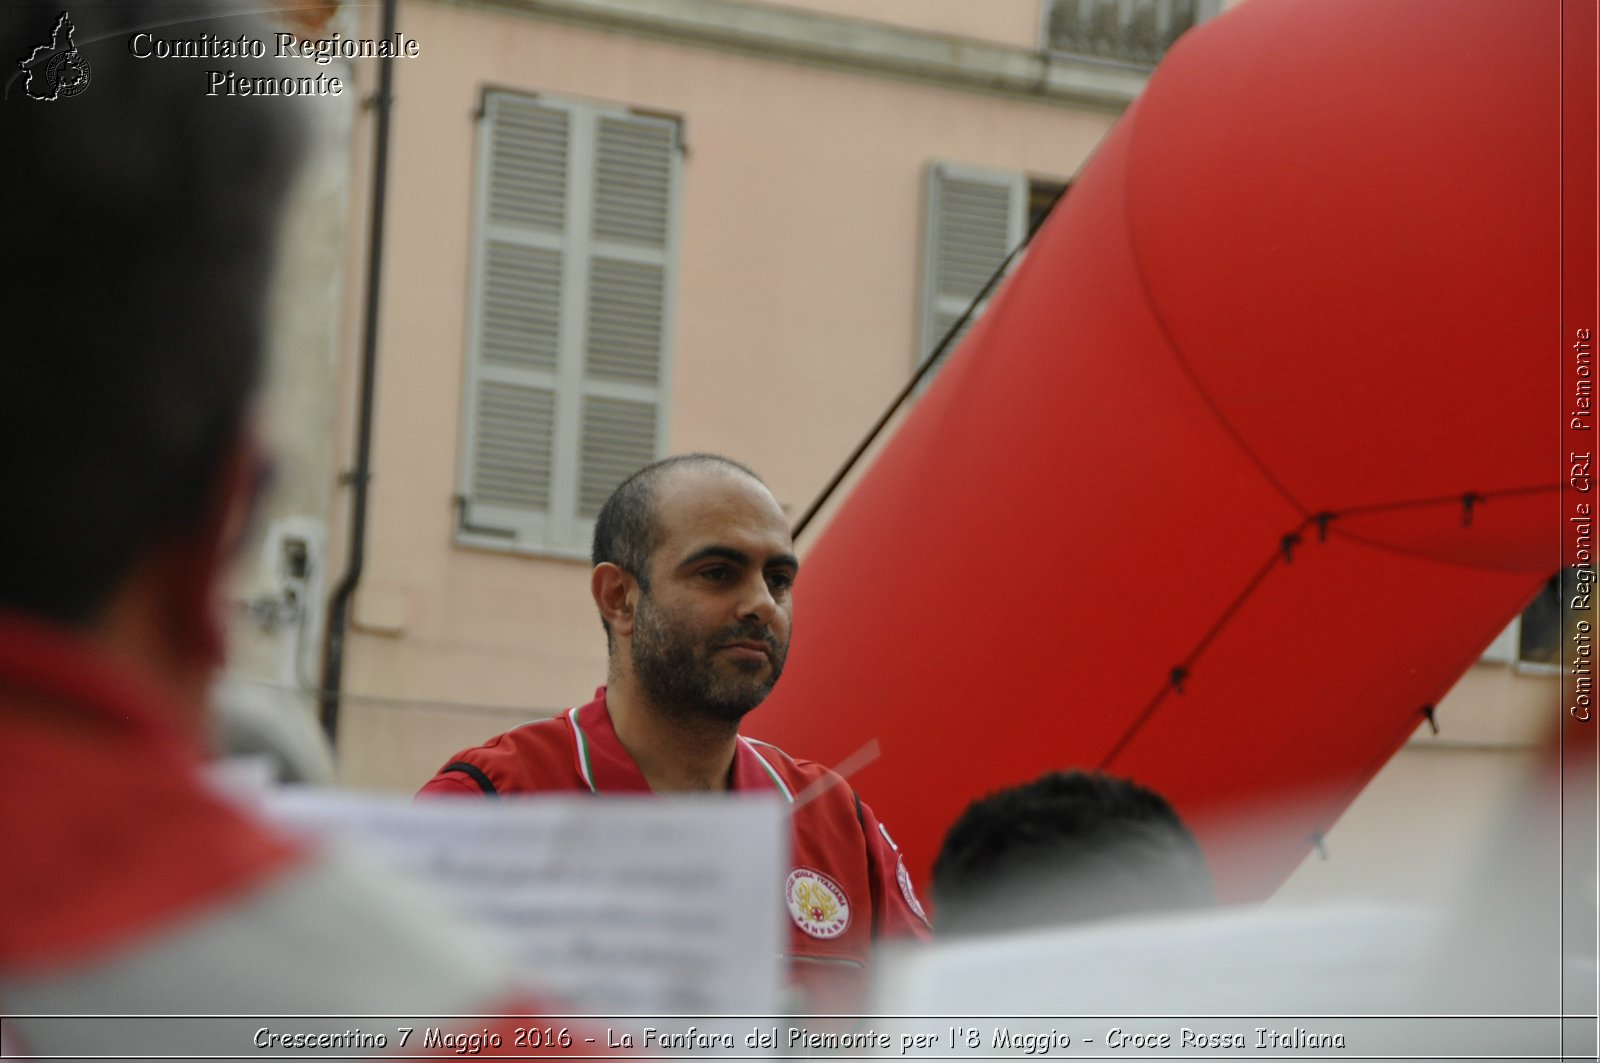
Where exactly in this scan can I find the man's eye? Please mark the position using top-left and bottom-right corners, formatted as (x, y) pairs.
(701, 566), (733, 582)
(766, 571), (795, 592)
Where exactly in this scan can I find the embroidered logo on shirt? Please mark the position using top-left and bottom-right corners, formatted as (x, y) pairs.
(785, 868), (850, 939)
(896, 856), (929, 924)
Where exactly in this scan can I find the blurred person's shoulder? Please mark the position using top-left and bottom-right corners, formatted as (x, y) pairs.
(0, 619), (530, 1019)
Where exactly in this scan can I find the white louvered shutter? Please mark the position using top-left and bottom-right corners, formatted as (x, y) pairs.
(918, 162), (1027, 377)
(461, 94), (679, 554)
(573, 114), (676, 537)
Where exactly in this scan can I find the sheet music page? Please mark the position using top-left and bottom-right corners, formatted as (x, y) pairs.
(262, 790), (786, 1015)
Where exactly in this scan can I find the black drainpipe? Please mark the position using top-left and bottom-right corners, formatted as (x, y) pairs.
(320, 0), (398, 743)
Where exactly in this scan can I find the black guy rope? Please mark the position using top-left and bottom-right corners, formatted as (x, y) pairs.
(791, 183), (1071, 539)
(1098, 483), (1558, 772)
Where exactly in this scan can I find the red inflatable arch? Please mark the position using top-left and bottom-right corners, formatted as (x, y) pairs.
(753, 0), (1562, 904)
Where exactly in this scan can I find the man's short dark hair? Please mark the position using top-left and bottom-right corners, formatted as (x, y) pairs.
(932, 771), (1215, 935)
(590, 453), (765, 644)
(0, 2), (307, 624)
(591, 451), (756, 570)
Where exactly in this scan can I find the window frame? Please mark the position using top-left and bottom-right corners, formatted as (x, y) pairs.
(917, 160), (1029, 376)
(456, 88), (682, 560)
(1479, 572), (1567, 676)
(1038, 0), (1225, 70)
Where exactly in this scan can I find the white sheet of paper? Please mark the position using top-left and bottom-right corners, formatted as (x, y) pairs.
(875, 903), (1440, 1016)
(205, 754), (279, 796)
(868, 904), (1563, 1057)
(262, 790), (786, 1015)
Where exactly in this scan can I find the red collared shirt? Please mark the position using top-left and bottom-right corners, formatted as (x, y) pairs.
(421, 687), (931, 1011)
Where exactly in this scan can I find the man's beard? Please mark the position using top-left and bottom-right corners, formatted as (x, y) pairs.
(630, 594), (788, 728)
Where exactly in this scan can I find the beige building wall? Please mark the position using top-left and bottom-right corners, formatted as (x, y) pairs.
(325, 0), (1123, 789)
(221, 2), (360, 773)
(745, 0), (1044, 49)
(292, 0), (1574, 917)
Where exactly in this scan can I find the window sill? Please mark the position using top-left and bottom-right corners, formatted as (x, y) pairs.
(453, 530), (594, 564)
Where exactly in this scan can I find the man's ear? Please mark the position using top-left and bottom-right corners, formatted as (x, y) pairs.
(592, 562), (639, 638)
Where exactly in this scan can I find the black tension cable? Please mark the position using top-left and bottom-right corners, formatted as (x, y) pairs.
(790, 183), (1070, 539)
(1098, 484), (1557, 770)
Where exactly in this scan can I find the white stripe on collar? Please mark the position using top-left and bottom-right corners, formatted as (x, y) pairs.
(566, 706), (598, 793)
(739, 736), (794, 803)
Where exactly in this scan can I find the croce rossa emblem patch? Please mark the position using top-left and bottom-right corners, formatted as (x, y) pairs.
(785, 868), (850, 939)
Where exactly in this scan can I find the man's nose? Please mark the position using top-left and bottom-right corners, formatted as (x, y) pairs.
(738, 576), (778, 626)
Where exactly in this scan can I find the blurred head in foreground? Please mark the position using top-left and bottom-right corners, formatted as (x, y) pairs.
(0, 1), (306, 717)
(932, 770), (1215, 935)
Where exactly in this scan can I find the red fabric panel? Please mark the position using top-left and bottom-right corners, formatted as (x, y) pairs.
(1125, 0), (1560, 565)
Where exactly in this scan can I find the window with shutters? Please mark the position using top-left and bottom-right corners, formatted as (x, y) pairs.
(918, 163), (1066, 377)
(1043, 0), (1223, 68)
(457, 92), (681, 557)
(1479, 569), (1578, 674)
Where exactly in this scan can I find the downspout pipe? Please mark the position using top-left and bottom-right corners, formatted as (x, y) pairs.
(320, 0), (398, 743)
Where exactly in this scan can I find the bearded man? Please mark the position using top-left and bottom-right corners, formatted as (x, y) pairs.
(420, 454), (929, 1010)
